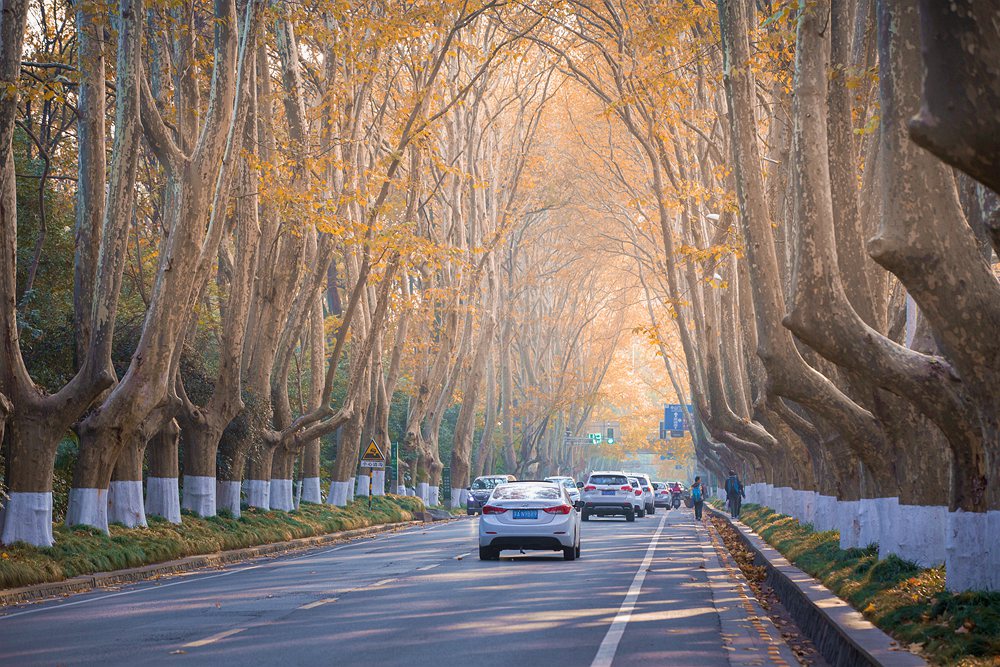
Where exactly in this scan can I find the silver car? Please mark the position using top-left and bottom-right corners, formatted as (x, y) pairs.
(544, 476), (581, 506)
(580, 471), (636, 521)
(626, 472), (656, 515)
(478, 481), (582, 561)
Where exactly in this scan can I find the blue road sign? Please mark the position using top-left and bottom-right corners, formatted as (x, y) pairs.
(664, 404), (692, 433)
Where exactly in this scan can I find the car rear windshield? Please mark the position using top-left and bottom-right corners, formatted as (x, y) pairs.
(492, 484), (563, 500)
(471, 477), (506, 490)
(589, 475), (627, 486)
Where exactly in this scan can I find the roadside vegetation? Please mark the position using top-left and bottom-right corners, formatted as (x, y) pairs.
(0, 495), (423, 591)
(720, 503), (1000, 666)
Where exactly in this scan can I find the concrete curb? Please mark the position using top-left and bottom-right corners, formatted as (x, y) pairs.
(709, 506), (926, 667)
(0, 519), (426, 608)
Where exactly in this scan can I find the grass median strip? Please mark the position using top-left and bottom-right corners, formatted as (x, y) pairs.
(716, 502), (1000, 666)
(0, 495), (424, 591)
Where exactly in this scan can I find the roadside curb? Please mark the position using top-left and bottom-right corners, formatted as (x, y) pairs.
(708, 507), (926, 667)
(0, 519), (427, 608)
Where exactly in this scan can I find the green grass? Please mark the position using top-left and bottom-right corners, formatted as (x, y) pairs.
(0, 495), (424, 591)
(719, 502), (1000, 666)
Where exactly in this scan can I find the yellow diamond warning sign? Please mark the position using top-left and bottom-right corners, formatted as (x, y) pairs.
(359, 439), (386, 468)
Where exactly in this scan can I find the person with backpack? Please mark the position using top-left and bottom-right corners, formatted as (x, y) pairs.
(725, 469), (745, 519)
(691, 476), (706, 520)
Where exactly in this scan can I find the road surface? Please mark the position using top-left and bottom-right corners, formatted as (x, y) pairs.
(0, 508), (798, 666)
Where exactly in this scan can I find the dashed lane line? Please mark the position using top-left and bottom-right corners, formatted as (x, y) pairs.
(0, 521), (471, 621)
(298, 597), (339, 610)
(182, 627), (246, 648)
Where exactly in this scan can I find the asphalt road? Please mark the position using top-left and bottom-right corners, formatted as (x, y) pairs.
(0, 508), (796, 666)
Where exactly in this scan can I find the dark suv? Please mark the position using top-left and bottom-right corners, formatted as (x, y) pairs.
(466, 474), (517, 515)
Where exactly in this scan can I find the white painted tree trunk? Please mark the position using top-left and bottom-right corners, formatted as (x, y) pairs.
(108, 481), (147, 527)
(945, 510), (995, 592)
(838, 500), (861, 549)
(327, 480), (353, 506)
(990, 511), (1000, 592)
(145, 477), (181, 523)
(813, 495), (837, 532)
(428, 485), (439, 507)
(372, 470), (386, 496)
(182, 475), (216, 517)
(355, 475), (371, 497)
(0, 492), (54, 547)
(451, 486), (468, 509)
(875, 497), (902, 559)
(857, 498), (881, 548)
(216, 481), (242, 518)
(66, 488), (109, 533)
(243, 480), (270, 510)
(395, 484), (407, 495)
(301, 477), (322, 504)
(894, 504), (946, 567)
(270, 479), (294, 511)
(416, 482), (429, 506)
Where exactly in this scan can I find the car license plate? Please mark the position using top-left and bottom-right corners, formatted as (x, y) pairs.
(512, 509), (538, 519)
(601, 490), (615, 496)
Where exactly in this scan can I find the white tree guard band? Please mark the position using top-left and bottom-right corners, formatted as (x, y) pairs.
(182, 475), (217, 517)
(66, 488), (110, 533)
(145, 477), (181, 523)
(0, 492), (54, 547)
(300, 477), (322, 504)
(270, 479), (294, 511)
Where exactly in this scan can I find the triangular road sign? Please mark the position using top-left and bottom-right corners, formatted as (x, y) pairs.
(361, 438), (386, 462)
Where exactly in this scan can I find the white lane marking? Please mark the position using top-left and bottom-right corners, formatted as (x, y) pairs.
(372, 578), (398, 587)
(453, 552), (471, 560)
(299, 597), (338, 610)
(182, 627), (246, 648)
(0, 521), (470, 621)
(591, 514), (667, 667)
(416, 564), (439, 571)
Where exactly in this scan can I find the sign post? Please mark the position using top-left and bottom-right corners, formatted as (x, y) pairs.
(360, 438), (387, 510)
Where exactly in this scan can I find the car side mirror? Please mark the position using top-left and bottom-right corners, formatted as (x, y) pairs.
(576, 481), (584, 488)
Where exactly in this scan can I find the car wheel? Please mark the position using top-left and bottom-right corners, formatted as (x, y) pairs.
(625, 509), (635, 522)
(581, 510), (590, 521)
(575, 543), (581, 558)
(647, 504), (655, 515)
(467, 510), (475, 516)
(563, 545), (576, 561)
(479, 546), (498, 561)
(637, 507), (645, 518)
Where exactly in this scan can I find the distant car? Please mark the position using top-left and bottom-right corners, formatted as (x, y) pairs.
(544, 476), (581, 505)
(466, 475), (517, 515)
(627, 477), (646, 517)
(580, 471), (636, 521)
(627, 472), (656, 515)
(652, 482), (670, 508)
(478, 481), (582, 561)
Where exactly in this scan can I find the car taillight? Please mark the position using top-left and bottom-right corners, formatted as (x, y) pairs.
(543, 504), (572, 514)
(584, 485), (597, 491)
(482, 505), (507, 514)
(634, 489), (642, 496)
(620, 485), (632, 491)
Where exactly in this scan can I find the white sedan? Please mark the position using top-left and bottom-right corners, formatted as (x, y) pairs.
(479, 481), (582, 561)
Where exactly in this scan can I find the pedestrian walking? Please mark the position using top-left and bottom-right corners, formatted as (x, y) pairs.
(725, 469), (745, 519)
(691, 476), (705, 520)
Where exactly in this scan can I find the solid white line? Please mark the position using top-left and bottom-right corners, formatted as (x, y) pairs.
(298, 597), (338, 610)
(416, 564), (440, 571)
(590, 514), (667, 667)
(453, 552), (471, 559)
(372, 578), (397, 587)
(182, 627), (245, 648)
